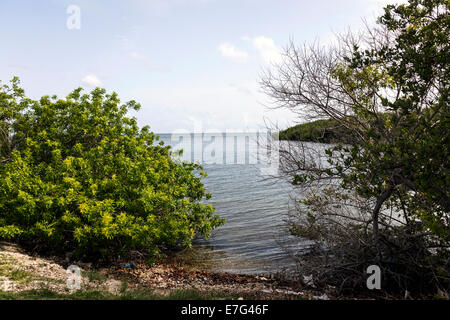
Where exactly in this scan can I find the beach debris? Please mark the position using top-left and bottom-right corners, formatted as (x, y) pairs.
(104, 279), (122, 294)
(404, 290), (412, 299)
(261, 288), (304, 296)
(436, 289), (449, 299)
(312, 294), (329, 300)
(76, 261), (92, 270)
(302, 274), (315, 287)
(124, 262), (135, 269)
(275, 289), (303, 296)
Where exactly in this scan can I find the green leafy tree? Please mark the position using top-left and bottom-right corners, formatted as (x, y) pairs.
(0, 78), (224, 260)
(262, 0), (449, 295)
(333, 0), (449, 240)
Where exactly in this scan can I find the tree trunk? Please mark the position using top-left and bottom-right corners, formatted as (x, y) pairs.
(372, 187), (394, 243)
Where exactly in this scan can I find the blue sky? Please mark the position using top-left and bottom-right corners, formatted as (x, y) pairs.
(0, 0), (404, 132)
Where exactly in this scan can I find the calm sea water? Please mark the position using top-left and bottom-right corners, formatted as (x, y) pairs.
(157, 133), (311, 275)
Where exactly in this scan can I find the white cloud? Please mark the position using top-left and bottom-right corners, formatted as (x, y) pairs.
(116, 34), (147, 62)
(218, 43), (249, 63)
(81, 74), (102, 87)
(366, 0), (409, 17)
(130, 51), (146, 60)
(115, 34), (129, 45)
(129, 82), (270, 132)
(252, 36), (282, 64)
(219, 36), (282, 64)
(367, 0), (408, 5)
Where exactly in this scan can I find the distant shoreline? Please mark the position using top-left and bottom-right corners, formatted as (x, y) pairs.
(278, 119), (351, 144)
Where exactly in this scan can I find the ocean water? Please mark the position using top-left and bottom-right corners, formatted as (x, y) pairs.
(157, 133), (311, 275)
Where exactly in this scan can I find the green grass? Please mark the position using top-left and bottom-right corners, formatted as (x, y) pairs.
(0, 266), (65, 285)
(165, 289), (239, 300)
(82, 269), (107, 282)
(0, 288), (63, 300)
(0, 255), (64, 285)
(0, 254), (17, 266)
(0, 265), (35, 284)
(0, 287), (241, 300)
(8, 269), (33, 282)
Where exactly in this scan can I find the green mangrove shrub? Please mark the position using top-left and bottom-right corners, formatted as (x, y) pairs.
(0, 78), (224, 260)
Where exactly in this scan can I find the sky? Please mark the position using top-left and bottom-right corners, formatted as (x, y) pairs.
(0, 0), (406, 133)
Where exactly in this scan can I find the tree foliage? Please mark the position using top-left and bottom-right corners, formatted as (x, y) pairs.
(262, 0), (449, 295)
(0, 78), (224, 261)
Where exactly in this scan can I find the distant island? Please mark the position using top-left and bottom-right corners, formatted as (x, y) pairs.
(279, 119), (351, 143)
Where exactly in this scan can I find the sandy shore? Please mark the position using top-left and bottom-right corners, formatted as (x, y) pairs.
(0, 241), (333, 300)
